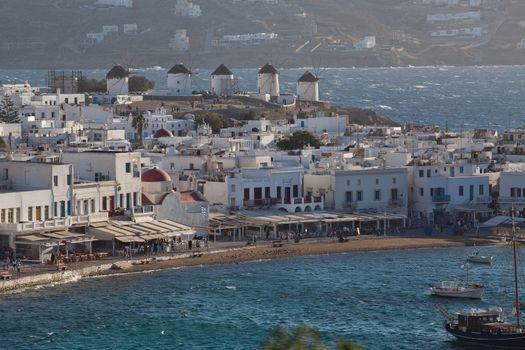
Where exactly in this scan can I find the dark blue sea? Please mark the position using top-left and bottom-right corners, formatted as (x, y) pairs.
(1, 66), (525, 130)
(0, 246), (521, 349)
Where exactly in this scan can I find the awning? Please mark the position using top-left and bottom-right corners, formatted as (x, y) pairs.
(115, 236), (145, 243)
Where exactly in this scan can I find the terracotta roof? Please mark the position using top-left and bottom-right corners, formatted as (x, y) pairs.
(258, 63), (278, 74)
(168, 63), (191, 74)
(298, 71), (319, 83)
(142, 168), (172, 182)
(106, 65), (129, 79)
(211, 64), (233, 76)
(180, 190), (205, 202)
(153, 128), (174, 138)
(141, 193), (154, 205)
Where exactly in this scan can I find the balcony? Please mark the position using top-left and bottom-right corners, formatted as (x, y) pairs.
(276, 196), (324, 213)
(499, 197), (525, 204)
(432, 194), (451, 203)
(243, 198), (280, 208)
(388, 199), (406, 207)
(70, 212), (108, 225)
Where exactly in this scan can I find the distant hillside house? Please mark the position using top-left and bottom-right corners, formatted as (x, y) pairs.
(123, 24), (138, 35)
(168, 30), (190, 51)
(172, 0), (201, 18)
(95, 0), (133, 8)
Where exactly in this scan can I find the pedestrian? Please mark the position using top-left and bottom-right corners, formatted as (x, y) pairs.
(15, 259), (20, 275)
(188, 239), (193, 250)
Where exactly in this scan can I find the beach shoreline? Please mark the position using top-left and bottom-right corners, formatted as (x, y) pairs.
(0, 235), (502, 293)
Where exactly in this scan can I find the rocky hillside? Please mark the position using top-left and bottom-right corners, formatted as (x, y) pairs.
(1, 0), (524, 69)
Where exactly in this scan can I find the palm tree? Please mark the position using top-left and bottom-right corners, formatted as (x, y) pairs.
(260, 326), (363, 350)
(131, 112), (148, 146)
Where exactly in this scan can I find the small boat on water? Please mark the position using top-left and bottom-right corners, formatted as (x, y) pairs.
(430, 280), (485, 299)
(437, 212), (525, 347)
(467, 249), (493, 264)
(437, 305), (525, 348)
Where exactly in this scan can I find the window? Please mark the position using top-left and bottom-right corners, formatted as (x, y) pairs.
(265, 187), (271, 198)
(426, 169), (431, 178)
(419, 170), (424, 178)
(374, 190), (381, 201)
(393, 177), (396, 184)
(102, 196), (107, 211)
(419, 188), (424, 196)
(67, 174), (71, 186)
(459, 186), (464, 196)
(126, 193), (131, 210)
(356, 191), (363, 201)
(375, 178), (379, 185)
(479, 185), (484, 196)
(460, 166), (464, 174)
(125, 162), (131, 173)
(133, 192), (138, 206)
(44, 206), (49, 220)
(357, 179), (361, 186)
(293, 185), (299, 198)
(27, 207), (32, 221)
(231, 184), (236, 192)
(347, 180), (350, 186)
(346, 191), (353, 203)
(391, 188), (398, 201)
(0, 209), (4, 223)
(53, 176), (58, 186)
(244, 188), (250, 201)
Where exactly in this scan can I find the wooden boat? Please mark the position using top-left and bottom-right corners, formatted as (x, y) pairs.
(430, 280), (484, 299)
(438, 212), (525, 348)
(467, 249), (493, 264)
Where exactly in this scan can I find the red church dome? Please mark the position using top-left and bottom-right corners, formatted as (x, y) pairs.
(141, 168), (172, 182)
(153, 128), (174, 138)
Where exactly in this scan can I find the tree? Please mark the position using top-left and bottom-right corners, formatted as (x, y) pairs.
(276, 130), (320, 151)
(78, 78), (106, 93)
(260, 326), (363, 350)
(129, 76), (155, 92)
(0, 95), (20, 123)
(131, 112), (149, 145)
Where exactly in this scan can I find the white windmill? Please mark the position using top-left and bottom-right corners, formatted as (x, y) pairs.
(167, 62), (192, 96)
(106, 64), (129, 96)
(210, 64), (234, 97)
(257, 63), (280, 98)
(297, 71), (320, 102)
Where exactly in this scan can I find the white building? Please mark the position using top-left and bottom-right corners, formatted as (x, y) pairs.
(102, 25), (119, 35)
(143, 108), (195, 139)
(123, 24), (138, 35)
(95, 0), (133, 7)
(61, 151), (142, 213)
(106, 65), (129, 96)
(172, 0), (202, 17)
(498, 171), (525, 215)
(168, 30), (190, 52)
(211, 64), (235, 97)
(167, 63), (192, 95)
(304, 167), (408, 214)
(354, 36), (376, 50)
(86, 32), (105, 43)
(257, 63), (280, 97)
(408, 162), (490, 222)
(296, 71), (320, 102)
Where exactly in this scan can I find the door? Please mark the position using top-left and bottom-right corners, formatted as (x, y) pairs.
(469, 185), (474, 201)
(285, 187), (291, 203)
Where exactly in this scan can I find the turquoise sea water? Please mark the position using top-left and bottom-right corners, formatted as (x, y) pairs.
(0, 245), (521, 349)
(1, 66), (525, 130)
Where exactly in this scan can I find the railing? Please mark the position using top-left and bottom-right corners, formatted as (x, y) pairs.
(470, 196), (491, 204)
(499, 197), (525, 204)
(432, 194), (451, 203)
(243, 198), (279, 207)
(71, 212), (108, 224)
(389, 199), (405, 207)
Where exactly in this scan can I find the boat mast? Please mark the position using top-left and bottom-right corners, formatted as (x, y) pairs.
(512, 208), (521, 329)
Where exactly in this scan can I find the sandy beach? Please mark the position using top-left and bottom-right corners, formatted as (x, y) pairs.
(0, 235), (501, 293)
(102, 235), (501, 275)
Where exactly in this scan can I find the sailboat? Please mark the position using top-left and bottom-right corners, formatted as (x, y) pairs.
(437, 212), (525, 348)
